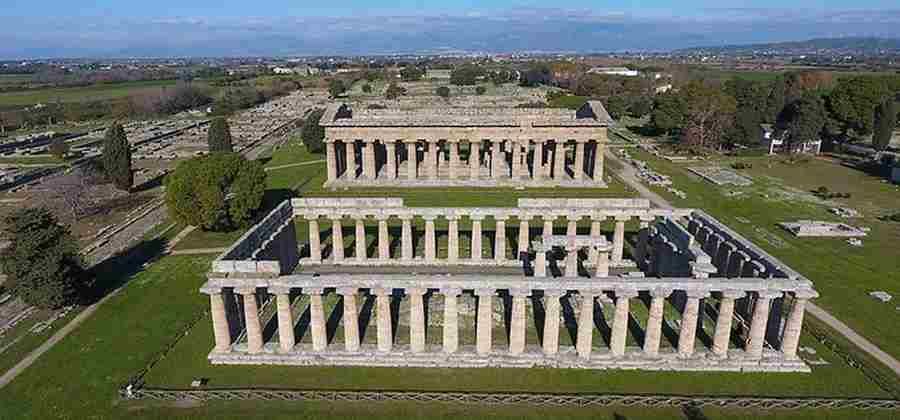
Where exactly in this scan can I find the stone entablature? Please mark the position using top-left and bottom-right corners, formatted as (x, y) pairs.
(200, 197), (819, 373)
(319, 102), (613, 189)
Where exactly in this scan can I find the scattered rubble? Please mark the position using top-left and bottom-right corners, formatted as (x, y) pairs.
(869, 291), (893, 303)
(778, 220), (868, 237)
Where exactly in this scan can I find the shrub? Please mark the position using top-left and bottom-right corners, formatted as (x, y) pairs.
(301, 109), (326, 153)
(207, 117), (234, 153)
(101, 123), (133, 191)
(327, 79), (347, 98)
(164, 153), (266, 231)
(385, 83), (406, 100)
(475, 86), (487, 95)
(436, 86), (451, 98)
(0, 207), (86, 309)
(48, 137), (69, 159)
(731, 162), (752, 170)
(362, 83), (372, 94)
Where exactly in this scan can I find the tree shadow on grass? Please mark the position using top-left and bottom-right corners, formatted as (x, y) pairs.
(79, 237), (168, 306)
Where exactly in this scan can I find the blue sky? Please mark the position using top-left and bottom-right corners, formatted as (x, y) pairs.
(1, 2), (899, 58)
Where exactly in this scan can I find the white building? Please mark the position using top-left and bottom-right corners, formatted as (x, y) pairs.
(587, 67), (639, 77)
(761, 125), (821, 155)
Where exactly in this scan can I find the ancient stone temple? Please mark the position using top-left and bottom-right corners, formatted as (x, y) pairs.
(319, 102), (613, 188)
(200, 198), (818, 372)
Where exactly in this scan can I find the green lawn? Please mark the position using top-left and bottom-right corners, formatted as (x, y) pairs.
(0, 79), (188, 107)
(0, 155), (67, 165)
(629, 150), (900, 360)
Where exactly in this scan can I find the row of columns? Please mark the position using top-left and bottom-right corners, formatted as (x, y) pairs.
(208, 287), (812, 361)
(305, 213), (632, 267)
(325, 139), (604, 183)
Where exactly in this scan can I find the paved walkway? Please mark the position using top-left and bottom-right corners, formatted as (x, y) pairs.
(607, 149), (900, 377)
(264, 159), (325, 172)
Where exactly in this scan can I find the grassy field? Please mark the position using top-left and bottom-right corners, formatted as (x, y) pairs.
(0, 79), (186, 107)
(627, 149), (900, 360)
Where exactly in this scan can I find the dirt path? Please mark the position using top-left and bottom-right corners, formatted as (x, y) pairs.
(264, 159), (325, 172)
(607, 149), (900, 377)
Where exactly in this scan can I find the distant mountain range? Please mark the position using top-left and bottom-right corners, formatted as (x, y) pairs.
(674, 37), (900, 55)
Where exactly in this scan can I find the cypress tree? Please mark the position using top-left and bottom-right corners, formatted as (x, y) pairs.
(207, 117), (234, 153)
(873, 100), (897, 151)
(0, 207), (86, 309)
(101, 123), (133, 192)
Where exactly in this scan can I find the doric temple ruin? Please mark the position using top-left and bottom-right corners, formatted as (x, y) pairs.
(319, 103), (613, 188)
(200, 198), (818, 372)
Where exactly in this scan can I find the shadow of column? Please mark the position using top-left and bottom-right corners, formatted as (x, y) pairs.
(293, 298), (311, 343)
(560, 294), (578, 345)
(661, 298), (680, 348)
(531, 293), (546, 346)
(593, 297), (612, 347)
(357, 292), (376, 343)
(501, 290), (512, 341)
(390, 291), (402, 343)
(325, 293), (343, 344)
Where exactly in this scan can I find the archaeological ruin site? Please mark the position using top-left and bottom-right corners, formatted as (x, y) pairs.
(320, 102), (612, 188)
(200, 197), (818, 373)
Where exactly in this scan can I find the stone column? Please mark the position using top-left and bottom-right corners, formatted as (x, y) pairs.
(208, 290), (232, 352)
(748, 291), (780, 359)
(447, 216), (459, 263)
(307, 288), (327, 352)
(424, 215), (437, 262)
(345, 140), (357, 179)
(363, 140), (376, 179)
(712, 290), (744, 357)
(441, 288), (462, 353)
(400, 215), (414, 261)
(374, 288), (393, 352)
(471, 216), (483, 261)
(678, 290), (709, 357)
(564, 244), (579, 277)
(593, 250), (610, 278)
(554, 140), (566, 180)
(534, 245), (547, 277)
(566, 216), (578, 237)
(408, 288), (426, 353)
(542, 290), (564, 355)
(643, 288), (671, 357)
(592, 140), (604, 182)
(491, 140), (503, 179)
(576, 291), (595, 359)
(354, 217), (367, 262)
(542, 216), (555, 238)
(517, 216), (532, 256)
(405, 141), (417, 180)
(338, 288), (360, 352)
(509, 289), (530, 355)
(377, 216), (390, 261)
(511, 140), (522, 180)
(611, 289), (636, 357)
(469, 141), (481, 179)
(533, 140), (544, 180)
(330, 217), (344, 262)
(275, 290), (295, 353)
(385, 141), (397, 180)
(475, 289), (494, 355)
(449, 141), (460, 180)
(494, 216), (507, 262)
(612, 217), (627, 265)
(574, 140), (586, 180)
(427, 140), (438, 180)
(307, 216), (321, 262)
(326, 141), (337, 181)
(782, 293), (813, 360)
(589, 217), (603, 262)
(237, 288), (263, 354)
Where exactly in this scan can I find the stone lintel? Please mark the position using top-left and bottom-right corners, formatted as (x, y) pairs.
(720, 290), (746, 299)
(440, 287), (463, 296)
(405, 287), (427, 296)
(543, 289), (568, 298)
(509, 288), (532, 297)
(756, 290), (784, 299)
(337, 287), (359, 296)
(685, 289), (711, 299)
(303, 287), (325, 295)
(234, 286), (259, 296)
(372, 287), (393, 297)
(474, 288), (496, 297)
(269, 286), (293, 295)
(792, 288), (819, 299)
(650, 288), (673, 298)
(199, 285), (224, 295)
(615, 288), (639, 299)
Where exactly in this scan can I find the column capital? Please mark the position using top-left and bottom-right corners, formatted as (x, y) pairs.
(510, 288), (532, 298)
(517, 214), (533, 222)
(402, 139), (419, 144)
(793, 288), (819, 299)
(422, 215), (438, 222)
(398, 214), (415, 221)
(440, 288), (463, 296)
(303, 287), (325, 295)
(383, 138), (399, 145)
(494, 214), (509, 222)
(614, 215), (631, 222)
(650, 288), (673, 299)
(720, 289), (746, 299)
(639, 215), (657, 223)
(445, 214), (461, 221)
(615, 288), (639, 299)
(577, 289), (599, 298)
(351, 213), (369, 221)
(533, 138), (547, 144)
(469, 214), (486, 222)
(337, 287), (358, 296)
(474, 288), (496, 297)
(269, 286), (293, 295)
(590, 214), (608, 222)
(374, 214), (390, 222)
(405, 287), (427, 296)
(234, 286), (258, 296)
(685, 289), (711, 299)
(756, 290), (783, 300)
(542, 215), (557, 222)
(543, 289), (567, 298)
(372, 288), (393, 297)
(575, 138), (589, 143)
(303, 213), (321, 221)
(200, 285), (224, 295)
(327, 214), (345, 221)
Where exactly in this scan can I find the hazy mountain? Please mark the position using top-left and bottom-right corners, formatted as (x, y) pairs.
(675, 37), (900, 55)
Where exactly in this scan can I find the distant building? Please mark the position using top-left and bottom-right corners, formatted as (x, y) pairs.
(654, 84), (673, 94)
(761, 125), (821, 155)
(587, 67), (639, 77)
(271, 66), (320, 76)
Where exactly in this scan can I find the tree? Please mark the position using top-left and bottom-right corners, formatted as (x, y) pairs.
(627, 97), (652, 118)
(327, 79), (347, 98)
(165, 153), (266, 231)
(302, 108), (326, 153)
(207, 117), (234, 153)
(1, 207), (86, 309)
(827, 76), (888, 137)
(679, 81), (737, 151)
(385, 82), (406, 100)
(48, 137), (69, 159)
(101, 123), (133, 191)
(765, 75), (787, 123)
(727, 111), (764, 147)
(362, 83), (372, 94)
(873, 100), (898, 151)
(436, 86), (451, 98)
(650, 93), (687, 134)
(604, 96), (628, 119)
(450, 66), (481, 86)
(475, 86), (487, 95)
(782, 92), (827, 148)
(399, 66), (423, 82)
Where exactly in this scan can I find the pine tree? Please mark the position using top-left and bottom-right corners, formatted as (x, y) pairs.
(101, 123), (133, 191)
(207, 117), (234, 153)
(0, 207), (86, 309)
(873, 100), (897, 151)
